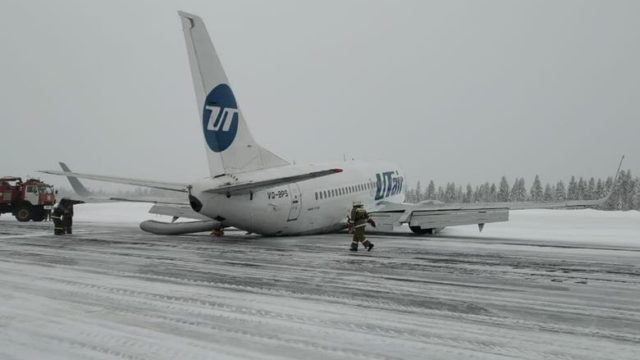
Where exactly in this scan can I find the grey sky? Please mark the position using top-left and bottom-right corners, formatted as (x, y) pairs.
(1, 0), (639, 191)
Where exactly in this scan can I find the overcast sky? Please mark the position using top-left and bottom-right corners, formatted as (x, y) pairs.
(1, 0), (639, 191)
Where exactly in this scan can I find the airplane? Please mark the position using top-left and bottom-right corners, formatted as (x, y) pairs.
(41, 11), (623, 237)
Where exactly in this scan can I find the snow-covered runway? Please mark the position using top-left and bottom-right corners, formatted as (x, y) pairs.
(1, 207), (639, 359)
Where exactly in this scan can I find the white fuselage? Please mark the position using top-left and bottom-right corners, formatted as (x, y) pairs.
(189, 160), (405, 235)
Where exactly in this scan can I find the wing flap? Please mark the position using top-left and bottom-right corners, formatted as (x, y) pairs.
(409, 208), (509, 229)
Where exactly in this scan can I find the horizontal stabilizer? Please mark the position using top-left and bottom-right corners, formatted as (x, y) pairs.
(206, 168), (342, 195)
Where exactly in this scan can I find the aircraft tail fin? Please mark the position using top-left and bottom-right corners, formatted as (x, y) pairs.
(178, 11), (288, 177)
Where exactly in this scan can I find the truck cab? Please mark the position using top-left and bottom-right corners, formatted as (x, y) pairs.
(0, 177), (56, 222)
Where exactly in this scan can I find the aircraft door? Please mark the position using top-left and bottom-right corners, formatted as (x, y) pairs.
(287, 183), (302, 221)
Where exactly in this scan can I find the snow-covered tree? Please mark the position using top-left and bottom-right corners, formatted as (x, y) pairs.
(606, 170), (631, 210)
(498, 176), (510, 202)
(530, 175), (543, 201)
(426, 180), (436, 200)
(444, 182), (456, 202)
(605, 176), (613, 194)
(586, 177), (595, 200)
(510, 178), (527, 202)
(567, 176), (578, 200)
(543, 184), (554, 201)
(634, 177), (640, 210)
(555, 181), (566, 201)
(464, 184), (473, 203)
(620, 170), (635, 210)
(415, 181), (422, 202)
(577, 177), (587, 200)
(595, 178), (605, 199)
(456, 186), (464, 202)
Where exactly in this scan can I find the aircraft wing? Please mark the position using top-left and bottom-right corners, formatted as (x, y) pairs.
(370, 197), (609, 232)
(370, 157), (624, 233)
(205, 168), (343, 195)
(39, 169), (188, 193)
(54, 162), (190, 205)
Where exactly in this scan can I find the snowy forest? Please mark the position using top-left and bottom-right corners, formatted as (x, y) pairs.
(405, 170), (640, 211)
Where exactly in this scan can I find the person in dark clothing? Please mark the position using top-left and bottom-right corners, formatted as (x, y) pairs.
(62, 202), (73, 234)
(62, 199), (83, 234)
(52, 198), (84, 235)
(348, 202), (375, 252)
(51, 199), (67, 235)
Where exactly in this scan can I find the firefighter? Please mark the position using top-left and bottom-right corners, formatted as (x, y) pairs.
(51, 199), (66, 235)
(61, 199), (83, 234)
(349, 202), (375, 252)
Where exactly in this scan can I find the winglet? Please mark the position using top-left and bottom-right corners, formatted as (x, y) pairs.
(59, 162), (92, 197)
(613, 155), (625, 185)
(594, 155), (625, 205)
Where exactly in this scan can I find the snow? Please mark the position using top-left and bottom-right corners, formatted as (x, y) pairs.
(70, 202), (165, 224)
(446, 209), (640, 248)
(1, 205), (639, 359)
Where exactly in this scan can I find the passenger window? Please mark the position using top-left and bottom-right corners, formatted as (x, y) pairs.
(324, 190), (328, 198)
(315, 192), (318, 200)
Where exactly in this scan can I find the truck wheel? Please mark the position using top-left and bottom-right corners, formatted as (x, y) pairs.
(15, 205), (32, 222)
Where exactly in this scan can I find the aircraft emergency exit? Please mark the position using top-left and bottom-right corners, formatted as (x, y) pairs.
(41, 12), (622, 236)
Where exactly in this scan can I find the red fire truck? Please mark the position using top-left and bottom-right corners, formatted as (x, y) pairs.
(0, 177), (56, 222)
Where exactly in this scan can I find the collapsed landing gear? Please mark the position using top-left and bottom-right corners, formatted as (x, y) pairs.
(211, 227), (224, 237)
(409, 226), (435, 235)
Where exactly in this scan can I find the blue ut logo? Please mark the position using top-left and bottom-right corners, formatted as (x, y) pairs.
(202, 84), (239, 152)
(375, 171), (403, 200)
